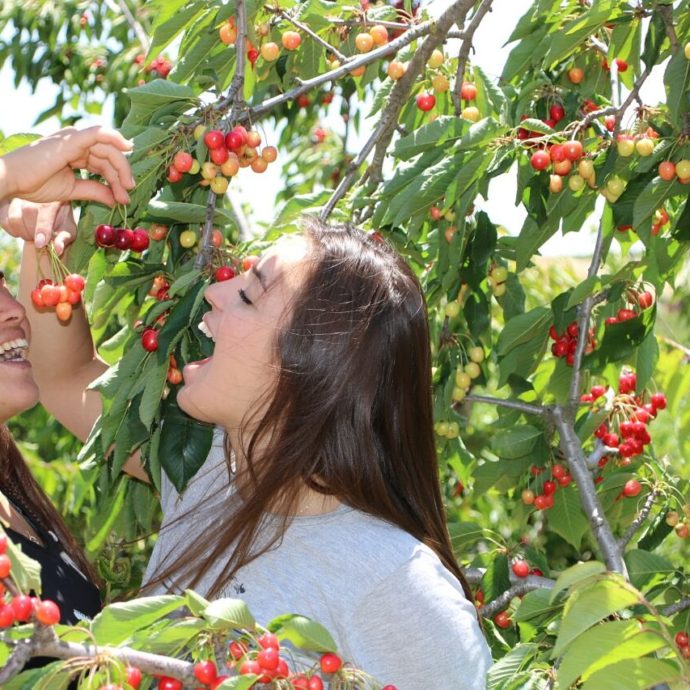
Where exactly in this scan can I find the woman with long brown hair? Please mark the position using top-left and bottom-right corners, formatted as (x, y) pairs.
(141, 220), (492, 688)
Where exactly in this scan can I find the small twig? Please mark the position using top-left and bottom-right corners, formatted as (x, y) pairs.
(452, 0), (493, 116)
(613, 63), (653, 137)
(279, 10), (348, 63)
(552, 406), (627, 575)
(618, 488), (659, 548)
(658, 3), (679, 54)
(464, 394), (547, 417)
(571, 105), (618, 139)
(661, 598), (690, 617)
(586, 440), (619, 469)
(482, 575), (555, 619)
(657, 334), (690, 359)
(568, 220), (606, 407)
(102, 0), (151, 52)
(195, 191), (218, 270)
(589, 35), (608, 57)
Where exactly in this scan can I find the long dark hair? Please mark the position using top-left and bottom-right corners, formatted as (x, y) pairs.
(0, 425), (99, 585)
(150, 219), (472, 600)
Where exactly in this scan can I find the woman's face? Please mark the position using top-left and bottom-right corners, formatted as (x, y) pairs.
(0, 272), (38, 423)
(178, 235), (310, 430)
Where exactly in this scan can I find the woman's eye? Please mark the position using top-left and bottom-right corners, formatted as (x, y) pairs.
(238, 288), (253, 306)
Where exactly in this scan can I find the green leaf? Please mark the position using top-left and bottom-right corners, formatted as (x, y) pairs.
(553, 577), (641, 657)
(268, 614), (338, 652)
(547, 485), (590, 550)
(580, 658), (680, 690)
(491, 425), (542, 459)
(635, 333), (659, 391)
(632, 177), (685, 231)
(203, 598), (256, 630)
(125, 78), (197, 107)
(497, 307), (551, 356)
(513, 588), (558, 622)
(623, 549), (675, 590)
(159, 405), (214, 492)
(91, 595), (185, 645)
(148, 0), (206, 60)
(215, 677), (260, 690)
(557, 620), (667, 688)
(392, 116), (465, 160)
(483, 553), (511, 603)
(2, 527), (42, 595)
(550, 562), (607, 603)
(664, 48), (690, 128)
(185, 589), (210, 617)
(148, 199), (234, 225)
(487, 643), (540, 689)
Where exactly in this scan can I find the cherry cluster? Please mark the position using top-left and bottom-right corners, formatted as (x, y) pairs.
(585, 370), (667, 463)
(488, 265), (508, 298)
(30, 273), (85, 323)
(521, 463), (573, 511)
(549, 321), (596, 365)
(0, 535), (62, 628)
(95, 224), (150, 252)
(675, 631), (690, 660)
(511, 558), (543, 579)
(166, 126), (277, 193)
(602, 289), (654, 326)
(665, 507), (690, 540)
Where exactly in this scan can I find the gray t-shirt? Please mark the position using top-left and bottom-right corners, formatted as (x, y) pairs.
(143, 429), (491, 690)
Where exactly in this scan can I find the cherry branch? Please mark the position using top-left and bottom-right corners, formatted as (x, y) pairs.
(240, 16), (442, 123)
(327, 17), (465, 39)
(658, 3), (679, 54)
(588, 35), (608, 57)
(570, 105), (618, 139)
(586, 440), (618, 469)
(102, 0), (150, 53)
(452, 0), (494, 116)
(464, 394), (547, 417)
(278, 10), (349, 63)
(365, 0), (478, 186)
(481, 575), (555, 619)
(568, 219), (606, 407)
(0, 623), (197, 685)
(552, 406), (627, 575)
(613, 63), (653, 137)
(661, 598), (690, 617)
(618, 487), (659, 549)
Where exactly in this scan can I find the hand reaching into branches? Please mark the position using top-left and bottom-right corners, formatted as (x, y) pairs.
(0, 126), (135, 207)
(0, 199), (76, 255)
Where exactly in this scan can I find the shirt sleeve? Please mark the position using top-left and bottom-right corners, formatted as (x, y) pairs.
(345, 547), (492, 690)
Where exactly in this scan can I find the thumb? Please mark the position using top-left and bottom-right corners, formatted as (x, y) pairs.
(34, 203), (63, 250)
(68, 179), (116, 207)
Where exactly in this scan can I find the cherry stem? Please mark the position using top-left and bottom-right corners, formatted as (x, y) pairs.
(276, 8), (348, 64)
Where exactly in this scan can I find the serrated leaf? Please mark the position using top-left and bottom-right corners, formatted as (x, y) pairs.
(268, 614), (337, 652)
(497, 307), (551, 356)
(547, 485), (590, 550)
(487, 643), (540, 689)
(550, 562), (607, 603)
(664, 48), (690, 128)
(491, 425), (542, 459)
(580, 658), (679, 690)
(203, 598), (256, 630)
(623, 549), (675, 590)
(147, 199), (234, 225)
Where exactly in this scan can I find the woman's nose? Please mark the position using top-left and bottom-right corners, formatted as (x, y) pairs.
(0, 290), (26, 325)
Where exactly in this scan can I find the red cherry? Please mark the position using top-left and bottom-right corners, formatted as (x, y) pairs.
(675, 631), (689, 647)
(494, 611), (511, 629)
(637, 291), (653, 309)
(239, 659), (262, 675)
(460, 82), (478, 100)
(158, 678), (182, 690)
(167, 165), (183, 183)
(141, 328), (159, 352)
(257, 647), (280, 671)
(650, 392), (667, 410)
(543, 480), (557, 495)
(210, 677), (229, 689)
(0, 536), (6, 555)
(64, 273), (85, 293)
(247, 48), (259, 65)
(296, 94), (311, 108)
(0, 604), (14, 628)
(551, 464), (566, 479)
(558, 474), (572, 488)
(416, 93), (436, 112)
(603, 433), (619, 448)
(11, 595), (33, 622)
(590, 385), (606, 399)
(130, 229), (150, 252)
(204, 130), (225, 149)
(615, 58), (628, 72)
(229, 640), (247, 660)
(308, 677), (324, 690)
(194, 660), (218, 684)
(257, 632), (280, 650)
(563, 140), (584, 161)
(225, 131), (244, 151)
(552, 339), (569, 357)
(319, 653), (343, 674)
(604, 115), (616, 131)
(214, 266), (235, 282)
(173, 151), (193, 173)
(549, 104), (565, 122)
(95, 224), (116, 247)
(35, 600), (60, 625)
(0, 554), (12, 579)
(534, 495), (548, 510)
(115, 228), (134, 251)
(623, 479), (642, 497)
(512, 559), (530, 578)
(617, 308), (636, 321)
(40, 283), (61, 307)
(125, 666), (142, 689)
(530, 150), (550, 170)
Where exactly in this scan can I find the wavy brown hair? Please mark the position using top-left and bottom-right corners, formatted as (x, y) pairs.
(148, 219), (472, 601)
(0, 425), (99, 585)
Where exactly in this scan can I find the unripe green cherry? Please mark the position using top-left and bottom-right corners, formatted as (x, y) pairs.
(445, 301), (461, 318)
(446, 421), (459, 438)
(468, 347), (484, 363)
(452, 387), (466, 402)
(492, 266), (508, 282)
(455, 371), (471, 389)
(568, 173), (585, 192)
(464, 362), (481, 379)
(436, 422), (450, 436)
(493, 283), (507, 297)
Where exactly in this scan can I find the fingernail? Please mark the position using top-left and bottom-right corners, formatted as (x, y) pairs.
(35, 233), (46, 248)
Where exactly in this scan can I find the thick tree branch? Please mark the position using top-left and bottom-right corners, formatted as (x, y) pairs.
(279, 10), (348, 63)
(482, 575), (555, 619)
(452, 0), (494, 116)
(618, 488), (658, 548)
(552, 406), (627, 575)
(464, 394), (547, 417)
(366, 0), (478, 186)
(661, 598), (690, 617)
(568, 220), (606, 407)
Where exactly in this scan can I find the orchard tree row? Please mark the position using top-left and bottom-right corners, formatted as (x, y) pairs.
(1, 0), (690, 688)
